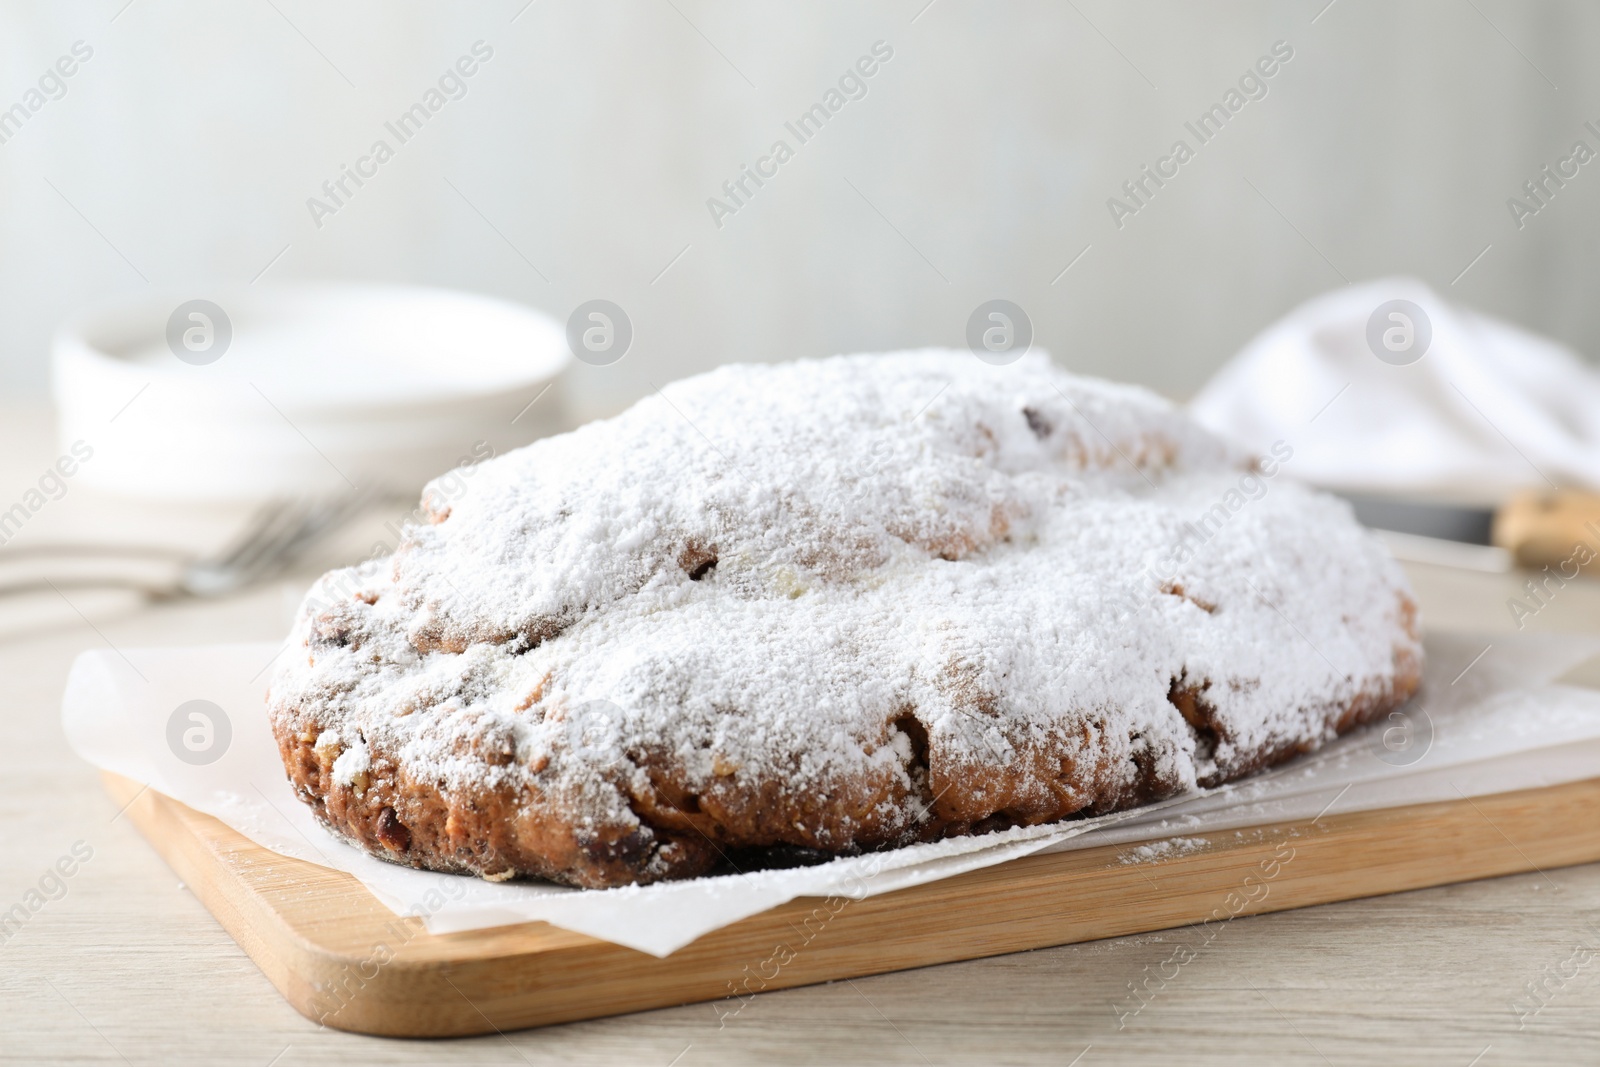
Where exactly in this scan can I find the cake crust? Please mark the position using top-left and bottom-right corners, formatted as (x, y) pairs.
(268, 351), (1422, 889)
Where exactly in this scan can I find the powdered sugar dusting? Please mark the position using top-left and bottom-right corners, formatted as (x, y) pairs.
(268, 350), (1420, 881)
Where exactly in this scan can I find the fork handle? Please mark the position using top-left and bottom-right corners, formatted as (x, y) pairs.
(0, 576), (179, 601)
(0, 543), (192, 563)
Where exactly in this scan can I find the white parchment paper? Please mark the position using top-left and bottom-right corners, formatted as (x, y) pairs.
(61, 631), (1600, 957)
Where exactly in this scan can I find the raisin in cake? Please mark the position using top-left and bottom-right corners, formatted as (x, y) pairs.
(268, 350), (1421, 888)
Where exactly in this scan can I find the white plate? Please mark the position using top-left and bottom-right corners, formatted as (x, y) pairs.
(52, 283), (569, 500)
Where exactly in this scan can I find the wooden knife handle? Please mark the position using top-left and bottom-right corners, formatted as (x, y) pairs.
(1492, 490), (1600, 571)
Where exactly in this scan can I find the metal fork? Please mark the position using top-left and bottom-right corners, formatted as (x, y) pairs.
(0, 490), (372, 601)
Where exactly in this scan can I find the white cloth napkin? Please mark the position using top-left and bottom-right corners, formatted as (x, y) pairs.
(1188, 277), (1600, 502)
(61, 631), (1600, 957)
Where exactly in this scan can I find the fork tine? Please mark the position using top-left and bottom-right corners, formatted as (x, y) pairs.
(206, 498), (303, 572)
(250, 497), (351, 574)
(231, 486), (372, 582)
(178, 487), (371, 597)
(227, 501), (321, 576)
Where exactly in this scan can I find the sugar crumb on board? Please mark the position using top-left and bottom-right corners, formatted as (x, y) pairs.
(1118, 837), (1210, 865)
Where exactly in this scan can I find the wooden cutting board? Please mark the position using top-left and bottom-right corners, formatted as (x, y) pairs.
(104, 770), (1600, 1038)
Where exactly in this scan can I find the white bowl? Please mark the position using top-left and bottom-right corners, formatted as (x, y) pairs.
(52, 283), (570, 501)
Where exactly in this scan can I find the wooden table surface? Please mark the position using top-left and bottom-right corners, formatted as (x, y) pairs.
(2, 404), (1598, 1065)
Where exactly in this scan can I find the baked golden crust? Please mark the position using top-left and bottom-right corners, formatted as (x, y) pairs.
(271, 599), (1421, 889)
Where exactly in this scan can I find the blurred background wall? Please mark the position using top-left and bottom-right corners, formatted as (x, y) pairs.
(1, 0), (1596, 421)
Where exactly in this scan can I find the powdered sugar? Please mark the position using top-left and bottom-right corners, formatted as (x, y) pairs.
(1119, 837), (1210, 865)
(269, 350), (1420, 879)
(330, 738), (370, 788)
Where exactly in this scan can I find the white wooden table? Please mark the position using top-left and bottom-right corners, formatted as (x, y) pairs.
(2, 403), (1597, 1066)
